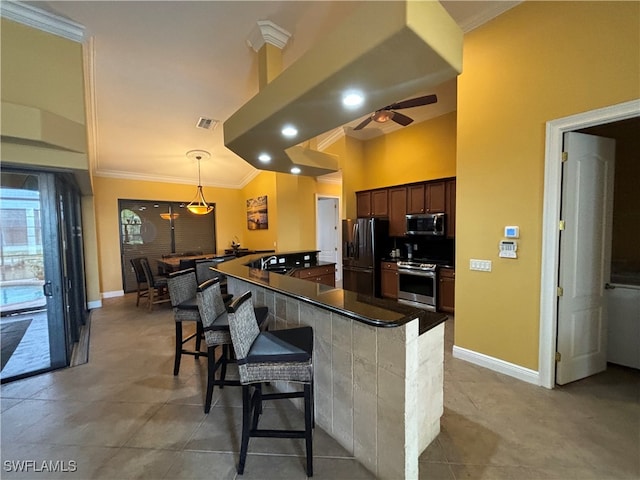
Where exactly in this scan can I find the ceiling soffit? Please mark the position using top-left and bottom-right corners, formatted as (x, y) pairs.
(224, 0), (463, 178)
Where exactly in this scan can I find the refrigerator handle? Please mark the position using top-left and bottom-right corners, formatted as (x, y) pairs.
(354, 222), (359, 259)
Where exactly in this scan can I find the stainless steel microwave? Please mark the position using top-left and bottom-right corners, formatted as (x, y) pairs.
(406, 213), (445, 236)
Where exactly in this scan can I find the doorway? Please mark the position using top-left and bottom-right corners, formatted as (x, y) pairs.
(0, 169), (87, 383)
(316, 195), (341, 282)
(539, 99), (640, 388)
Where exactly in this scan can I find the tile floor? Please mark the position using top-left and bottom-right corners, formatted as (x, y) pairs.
(1, 294), (638, 479)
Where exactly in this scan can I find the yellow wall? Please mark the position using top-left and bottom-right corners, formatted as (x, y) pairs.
(240, 171), (278, 251)
(93, 176), (244, 294)
(325, 135), (365, 219)
(456, 1), (640, 370)
(1, 19), (85, 124)
(240, 171), (341, 252)
(1, 18), (102, 305)
(361, 111), (457, 188)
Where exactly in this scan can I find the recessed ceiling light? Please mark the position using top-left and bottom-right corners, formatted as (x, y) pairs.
(290, 166), (301, 174)
(281, 125), (298, 138)
(258, 153), (271, 163)
(342, 90), (364, 108)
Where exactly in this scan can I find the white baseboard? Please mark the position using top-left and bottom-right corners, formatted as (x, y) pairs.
(87, 300), (102, 309)
(102, 290), (124, 299)
(452, 345), (540, 386)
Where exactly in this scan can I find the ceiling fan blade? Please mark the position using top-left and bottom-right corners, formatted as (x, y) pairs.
(391, 111), (413, 126)
(353, 116), (373, 131)
(388, 94), (438, 110)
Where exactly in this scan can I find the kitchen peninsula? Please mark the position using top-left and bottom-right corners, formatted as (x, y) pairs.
(215, 251), (447, 479)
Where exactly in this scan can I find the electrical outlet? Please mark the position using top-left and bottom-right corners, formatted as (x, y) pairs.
(470, 259), (492, 272)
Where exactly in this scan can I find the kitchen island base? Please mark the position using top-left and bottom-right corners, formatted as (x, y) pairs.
(227, 277), (444, 479)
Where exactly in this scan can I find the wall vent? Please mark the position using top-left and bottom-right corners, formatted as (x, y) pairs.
(196, 117), (218, 130)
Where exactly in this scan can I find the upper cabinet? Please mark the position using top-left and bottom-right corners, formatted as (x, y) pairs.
(356, 177), (456, 238)
(406, 181), (445, 214)
(357, 189), (388, 217)
(407, 184), (426, 214)
(388, 187), (407, 237)
(427, 181), (446, 213)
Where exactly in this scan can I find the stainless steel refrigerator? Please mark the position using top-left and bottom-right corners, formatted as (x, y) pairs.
(342, 218), (389, 297)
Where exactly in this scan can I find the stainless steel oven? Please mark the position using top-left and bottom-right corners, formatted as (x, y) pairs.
(397, 261), (437, 310)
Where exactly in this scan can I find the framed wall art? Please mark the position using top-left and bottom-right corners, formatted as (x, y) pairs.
(247, 195), (268, 230)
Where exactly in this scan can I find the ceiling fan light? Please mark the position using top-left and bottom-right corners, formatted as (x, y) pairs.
(373, 110), (394, 123)
(160, 212), (180, 220)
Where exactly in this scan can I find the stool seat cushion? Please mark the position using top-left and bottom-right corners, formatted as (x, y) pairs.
(240, 329), (312, 365)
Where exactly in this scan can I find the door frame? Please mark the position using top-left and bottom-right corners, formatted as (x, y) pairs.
(539, 99), (640, 389)
(315, 194), (341, 281)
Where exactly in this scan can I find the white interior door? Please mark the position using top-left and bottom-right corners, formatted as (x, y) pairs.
(316, 196), (340, 281)
(556, 132), (615, 385)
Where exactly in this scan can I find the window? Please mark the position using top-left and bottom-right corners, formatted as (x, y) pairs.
(118, 200), (217, 292)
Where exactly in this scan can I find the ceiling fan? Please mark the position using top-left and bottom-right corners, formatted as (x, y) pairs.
(353, 94), (438, 130)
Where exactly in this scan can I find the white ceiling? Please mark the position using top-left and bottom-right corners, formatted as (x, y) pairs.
(23, 1), (520, 189)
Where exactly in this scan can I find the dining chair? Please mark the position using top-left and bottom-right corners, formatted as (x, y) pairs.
(139, 257), (170, 311)
(178, 258), (197, 271)
(226, 291), (314, 476)
(130, 257), (149, 307)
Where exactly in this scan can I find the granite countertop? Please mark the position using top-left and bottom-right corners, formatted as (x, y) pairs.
(215, 252), (447, 334)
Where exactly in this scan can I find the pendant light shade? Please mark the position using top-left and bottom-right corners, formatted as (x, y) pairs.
(186, 150), (213, 215)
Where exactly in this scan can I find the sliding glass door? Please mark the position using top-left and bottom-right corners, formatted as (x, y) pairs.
(119, 199), (217, 293)
(0, 169), (86, 382)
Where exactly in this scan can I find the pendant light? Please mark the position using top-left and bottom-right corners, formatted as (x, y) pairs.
(160, 203), (179, 220)
(186, 150), (213, 215)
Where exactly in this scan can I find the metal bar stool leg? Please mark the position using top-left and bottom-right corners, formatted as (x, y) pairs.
(238, 385), (252, 475)
(173, 322), (182, 376)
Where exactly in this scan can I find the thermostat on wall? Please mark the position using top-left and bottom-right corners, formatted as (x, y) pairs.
(504, 226), (520, 238)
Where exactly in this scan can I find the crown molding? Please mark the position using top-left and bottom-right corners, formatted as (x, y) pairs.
(0, 1), (84, 41)
(459, 1), (522, 33)
(246, 20), (291, 52)
(316, 127), (345, 151)
(92, 166), (259, 191)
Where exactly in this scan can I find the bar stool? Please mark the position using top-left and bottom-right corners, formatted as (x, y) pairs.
(226, 291), (314, 476)
(167, 268), (232, 376)
(195, 279), (270, 413)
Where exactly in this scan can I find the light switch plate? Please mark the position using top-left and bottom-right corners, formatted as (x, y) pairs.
(470, 259), (492, 272)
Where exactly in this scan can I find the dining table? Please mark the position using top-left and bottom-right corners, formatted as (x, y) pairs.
(155, 254), (220, 273)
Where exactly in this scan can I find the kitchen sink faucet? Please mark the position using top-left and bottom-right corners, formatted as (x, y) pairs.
(260, 256), (278, 270)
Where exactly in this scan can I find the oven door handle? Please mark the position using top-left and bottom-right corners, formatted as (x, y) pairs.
(398, 269), (436, 278)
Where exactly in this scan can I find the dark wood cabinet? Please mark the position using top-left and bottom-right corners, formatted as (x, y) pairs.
(371, 189), (388, 216)
(356, 189), (388, 217)
(427, 181), (446, 213)
(406, 184), (426, 214)
(356, 191), (372, 217)
(407, 181), (445, 214)
(388, 187), (407, 236)
(293, 264), (336, 287)
(438, 267), (455, 313)
(380, 261), (398, 299)
(445, 179), (456, 238)
(356, 177), (455, 238)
